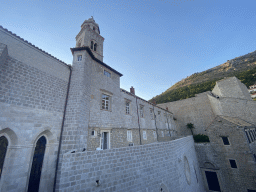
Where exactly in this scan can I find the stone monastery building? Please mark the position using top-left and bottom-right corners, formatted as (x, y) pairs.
(0, 17), (256, 192)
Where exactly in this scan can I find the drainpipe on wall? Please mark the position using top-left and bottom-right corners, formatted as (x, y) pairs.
(153, 106), (159, 142)
(166, 107), (171, 137)
(53, 65), (72, 192)
(135, 97), (142, 145)
(166, 114), (171, 137)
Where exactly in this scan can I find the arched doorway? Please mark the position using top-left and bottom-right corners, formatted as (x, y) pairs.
(0, 136), (8, 179)
(27, 136), (47, 192)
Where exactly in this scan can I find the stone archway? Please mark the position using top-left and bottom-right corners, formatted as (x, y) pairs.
(0, 136), (8, 179)
(26, 129), (58, 192)
(27, 136), (47, 192)
(0, 128), (18, 182)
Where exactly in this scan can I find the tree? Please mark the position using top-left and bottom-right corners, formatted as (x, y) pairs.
(186, 123), (195, 135)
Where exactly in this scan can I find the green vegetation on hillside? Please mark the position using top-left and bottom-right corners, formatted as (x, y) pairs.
(150, 67), (256, 104)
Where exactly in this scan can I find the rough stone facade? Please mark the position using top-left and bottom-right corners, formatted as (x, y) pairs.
(159, 77), (256, 192)
(0, 26), (70, 192)
(158, 91), (215, 136)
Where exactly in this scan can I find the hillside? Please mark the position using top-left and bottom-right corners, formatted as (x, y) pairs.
(150, 50), (256, 104)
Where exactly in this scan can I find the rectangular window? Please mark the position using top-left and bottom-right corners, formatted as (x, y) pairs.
(77, 55), (82, 61)
(150, 108), (154, 119)
(161, 131), (164, 137)
(104, 70), (111, 78)
(102, 94), (110, 110)
(229, 159), (237, 168)
(91, 130), (96, 136)
(249, 131), (253, 142)
(247, 189), (256, 192)
(143, 131), (147, 140)
(101, 132), (109, 150)
(205, 171), (221, 191)
(139, 105), (144, 118)
(245, 131), (251, 143)
(221, 137), (230, 145)
(127, 130), (132, 142)
(126, 101), (130, 115)
(158, 111), (161, 115)
(153, 131), (157, 139)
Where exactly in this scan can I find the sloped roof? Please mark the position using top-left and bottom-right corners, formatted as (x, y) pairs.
(0, 25), (69, 67)
(218, 115), (254, 127)
(71, 46), (123, 77)
(120, 88), (173, 114)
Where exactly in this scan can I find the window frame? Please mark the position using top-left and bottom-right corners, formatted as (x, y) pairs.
(139, 105), (144, 118)
(104, 69), (111, 78)
(91, 130), (96, 137)
(229, 159), (237, 168)
(101, 93), (111, 111)
(153, 131), (157, 139)
(221, 136), (230, 145)
(127, 130), (132, 142)
(150, 108), (154, 120)
(77, 55), (82, 61)
(125, 101), (130, 115)
(143, 131), (147, 140)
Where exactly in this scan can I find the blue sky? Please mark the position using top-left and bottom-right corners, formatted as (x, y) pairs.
(1, 0), (256, 100)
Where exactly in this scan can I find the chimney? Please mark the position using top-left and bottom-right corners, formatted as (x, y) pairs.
(166, 107), (168, 111)
(152, 99), (156, 105)
(130, 86), (135, 94)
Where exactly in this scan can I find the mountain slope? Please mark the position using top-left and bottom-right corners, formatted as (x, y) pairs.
(150, 50), (256, 104)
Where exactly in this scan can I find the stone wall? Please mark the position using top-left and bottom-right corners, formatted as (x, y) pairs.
(0, 43), (8, 65)
(210, 96), (256, 125)
(158, 92), (215, 136)
(212, 77), (252, 101)
(195, 116), (256, 192)
(0, 28), (70, 192)
(56, 136), (205, 192)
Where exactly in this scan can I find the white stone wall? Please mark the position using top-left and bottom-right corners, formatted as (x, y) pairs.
(56, 136), (205, 192)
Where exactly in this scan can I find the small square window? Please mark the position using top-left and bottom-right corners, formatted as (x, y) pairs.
(91, 130), (96, 136)
(229, 159), (237, 168)
(221, 137), (230, 145)
(77, 55), (82, 61)
(104, 70), (111, 78)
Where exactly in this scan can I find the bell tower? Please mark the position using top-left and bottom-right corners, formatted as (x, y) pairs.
(75, 16), (104, 61)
